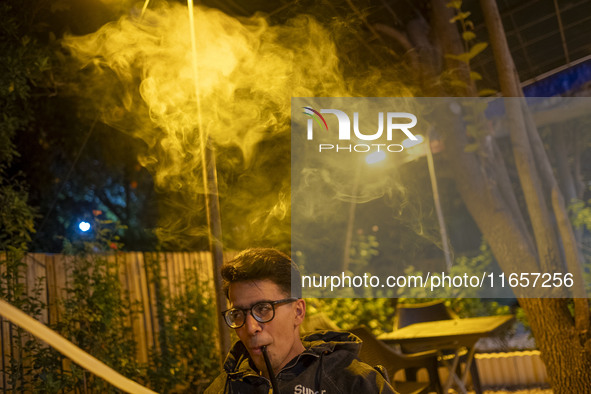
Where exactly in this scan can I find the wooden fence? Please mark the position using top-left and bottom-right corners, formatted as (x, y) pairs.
(0, 251), (228, 390)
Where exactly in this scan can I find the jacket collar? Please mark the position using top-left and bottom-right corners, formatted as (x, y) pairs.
(222, 330), (362, 375)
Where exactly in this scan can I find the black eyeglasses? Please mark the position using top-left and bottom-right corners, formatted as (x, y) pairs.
(221, 298), (299, 329)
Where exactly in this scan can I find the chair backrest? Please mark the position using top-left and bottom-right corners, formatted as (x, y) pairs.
(300, 313), (340, 334)
(394, 300), (457, 330)
(350, 326), (439, 394)
(348, 326), (406, 376)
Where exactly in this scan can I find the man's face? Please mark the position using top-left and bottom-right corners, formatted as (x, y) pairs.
(228, 279), (306, 376)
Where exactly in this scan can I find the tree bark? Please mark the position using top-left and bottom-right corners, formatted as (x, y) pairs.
(425, 0), (591, 391)
(518, 298), (591, 393)
(477, 0), (591, 391)
(521, 103), (589, 301)
(480, 0), (563, 274)
(553, 127), (578, 204)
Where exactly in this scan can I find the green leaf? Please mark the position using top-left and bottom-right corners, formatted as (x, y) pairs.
(462, 31), (476, 41)
(450, 80), (468, 89)
(445, 53), (461, 61)
(36, 57), (50, 72)
(450, 11), (471, 23)
(478, 89), (497, 96)
(445, 53), (470, 63)
(464, 143), (480, 152)
(468, 42), (488, 58)
(446, 42), (488, 64)
(470, 71), (482, 81)
(446, 0), (462, 9)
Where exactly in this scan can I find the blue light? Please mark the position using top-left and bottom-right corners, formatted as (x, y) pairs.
(78, 221), (91, 232)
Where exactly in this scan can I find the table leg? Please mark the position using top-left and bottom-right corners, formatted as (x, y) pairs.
(460, 347), (482, 394)
(461, 347), (476, 385)
(440, 349), (468, 394)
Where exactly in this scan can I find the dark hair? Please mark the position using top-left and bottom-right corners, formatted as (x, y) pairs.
(221, 248), (301, 298)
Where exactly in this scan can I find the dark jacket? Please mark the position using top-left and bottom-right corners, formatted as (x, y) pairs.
(204, 330), (398, 394)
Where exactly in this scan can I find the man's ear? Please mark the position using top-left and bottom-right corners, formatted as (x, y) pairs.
(294, 299), (306, 325)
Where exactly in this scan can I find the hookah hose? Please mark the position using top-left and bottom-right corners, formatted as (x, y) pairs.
(262, 346), (280, 393)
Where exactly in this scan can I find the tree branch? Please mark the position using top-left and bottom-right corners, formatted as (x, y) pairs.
(480, 0), (563, 273)
(522, 101), (589, 302)
(95, 189), (126, 222)
(374, 23), (419, 70)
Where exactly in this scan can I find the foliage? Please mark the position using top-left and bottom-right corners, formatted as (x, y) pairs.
(165, 278), (218, 392)
(301, 231), (395, 334)
(297, 229), (383, 298)
(445, 0), (496, 96)
(305, 293), (511, 338)
(1, 218), (143, 393)
(0, 0), (56, 252)
(0, 0), (44, 251)
(570, 198), (591, 232)
(0, 250), (50, 392)
(0, 0), (159, 253)
(348, 232), (380, 275)
(0, 1), (55, 151)
(0, 2), (47, 388)
(398, 240), (512, 317)
(445, 0), (484, 65)
(569, 198), (591, 295)
(306, 298), (397, 336)
(145, 255), (218, 393)
(47, 219), (142, 392)
(2, 216), (218, 392)
(306, 239), (512, 338)
(0, 182), (36, 251)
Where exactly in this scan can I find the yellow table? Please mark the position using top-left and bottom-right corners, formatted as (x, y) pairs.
(378, 315), (515, 393)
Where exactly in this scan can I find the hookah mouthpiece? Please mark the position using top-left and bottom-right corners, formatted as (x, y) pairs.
(262, 346), (280, 393)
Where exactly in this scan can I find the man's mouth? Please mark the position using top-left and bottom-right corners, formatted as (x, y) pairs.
(250, 345), (269, 355)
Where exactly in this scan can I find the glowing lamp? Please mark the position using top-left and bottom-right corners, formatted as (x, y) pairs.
(78, 221), (91, 232)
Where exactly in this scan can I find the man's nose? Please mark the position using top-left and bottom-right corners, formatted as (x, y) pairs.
(244, 313), (262, 334)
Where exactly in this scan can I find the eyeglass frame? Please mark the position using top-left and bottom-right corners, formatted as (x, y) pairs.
(221, 297), (300, 329)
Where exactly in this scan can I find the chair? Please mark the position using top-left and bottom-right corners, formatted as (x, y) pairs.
(349, 326), (442, 394)
(394, 301), (482, 394)
(300, 312), (340, 334)
(394, 300), (458, 333)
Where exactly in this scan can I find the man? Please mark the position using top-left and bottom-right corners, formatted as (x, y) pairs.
(205, 248), (397, 393)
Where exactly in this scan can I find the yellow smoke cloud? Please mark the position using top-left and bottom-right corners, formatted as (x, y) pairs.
(63, 2), (348, 249)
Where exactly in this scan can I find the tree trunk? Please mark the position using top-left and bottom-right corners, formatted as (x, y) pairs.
(480, 0), (563, 275)
(427, 0), (591, 391)
(518, 298), (591, 393)
(441, 123), (591, 391)
(478, 0), (591, 390)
